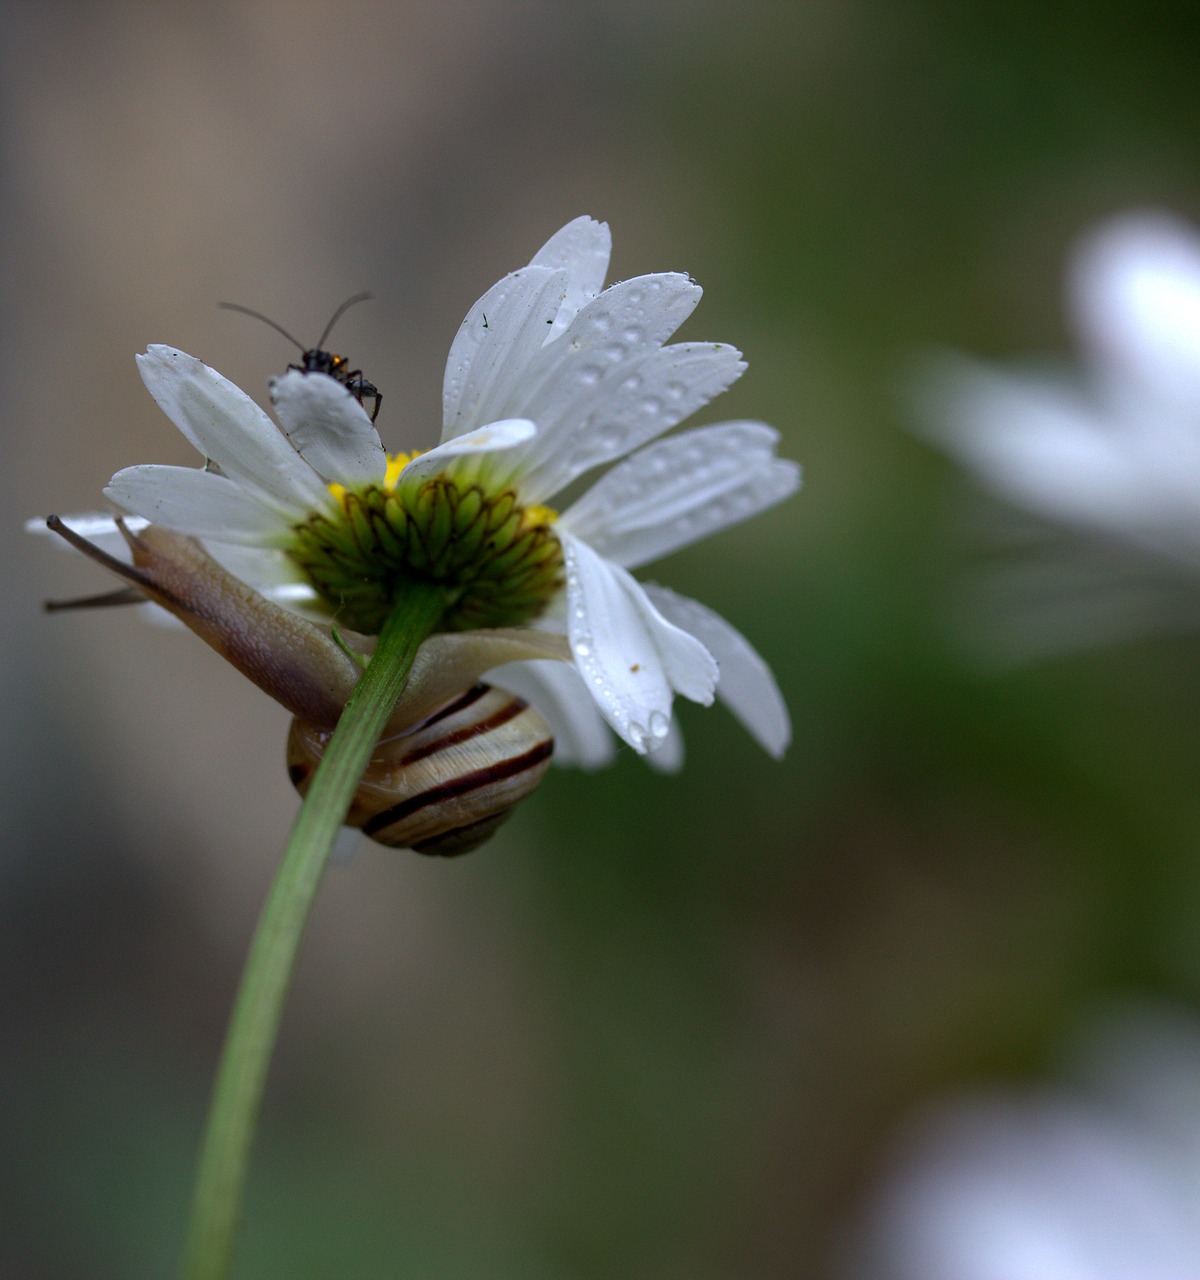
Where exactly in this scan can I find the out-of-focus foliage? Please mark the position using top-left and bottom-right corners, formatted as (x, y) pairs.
(8, 3), (1200, 1278)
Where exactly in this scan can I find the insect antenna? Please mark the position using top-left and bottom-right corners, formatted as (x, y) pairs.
(217, 302), (306, 352)
(316, 292), (373, 349)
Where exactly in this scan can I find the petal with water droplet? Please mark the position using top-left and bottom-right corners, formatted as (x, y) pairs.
(561, 421), (800, 568)
(643, 583), (790, 759)
(530, 216), (612, 339)
(557, 530), (716, 753)
(441, 265), (568, 440)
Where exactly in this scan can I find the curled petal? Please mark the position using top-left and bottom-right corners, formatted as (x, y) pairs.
(136, 346), (326, 511)
(269, 369), (386, 486)
(643, 584), (790, 758)
(558, 530), (717, 753)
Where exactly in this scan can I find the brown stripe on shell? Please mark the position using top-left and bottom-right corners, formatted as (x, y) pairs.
(398, 695), (525, 767)
(286, 682), (554, 855)
(362, 739), (553, 837)
(417, 681), (489, 729)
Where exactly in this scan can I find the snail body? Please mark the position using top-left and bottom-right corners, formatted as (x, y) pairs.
(287, 682), (553, 856)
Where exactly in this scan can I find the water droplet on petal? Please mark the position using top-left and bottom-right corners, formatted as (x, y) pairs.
(574, 640), (591, 657)
(649, 711), (670, 739)
(628, 722), (648, 750)
(595, 425), (624, 453)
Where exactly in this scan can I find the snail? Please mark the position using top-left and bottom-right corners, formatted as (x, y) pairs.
(44, 516), (567, 855)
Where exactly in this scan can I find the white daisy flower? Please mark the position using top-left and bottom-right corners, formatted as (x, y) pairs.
(42, 217), (798, 760)
(919, 211), (1200, 655)
(840, 1004), (1200, 1280)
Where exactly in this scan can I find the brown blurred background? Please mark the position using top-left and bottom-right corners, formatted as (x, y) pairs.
(8, 2), (1200, 1276)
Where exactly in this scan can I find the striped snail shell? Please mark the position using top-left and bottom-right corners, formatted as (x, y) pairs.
(287, 682), (554, 857)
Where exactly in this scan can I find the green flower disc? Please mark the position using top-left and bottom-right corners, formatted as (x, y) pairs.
(288, 468), (564, 635)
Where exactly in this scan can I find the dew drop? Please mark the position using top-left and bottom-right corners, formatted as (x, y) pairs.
(574, 640), (591, 657)
(666, 380), (686, 400)
(603, 342), (626, 362)
(578, 365), (602, 386)
(628, 722), (648, 751)
(622, 373), (643, 393)
(595, 425), (624, 453)
(622, 325), (642, 345)
(649, 711), (670, 739)
(639, 395), (662, 416)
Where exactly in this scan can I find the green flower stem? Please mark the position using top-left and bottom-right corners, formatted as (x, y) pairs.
(179, 581), (447, 1280)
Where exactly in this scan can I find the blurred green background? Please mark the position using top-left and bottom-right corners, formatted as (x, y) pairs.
(7, 2), (1200, 1276)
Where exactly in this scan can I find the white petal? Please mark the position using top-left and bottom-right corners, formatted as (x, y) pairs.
(643, 584), (790, 758)
(478, 272), (706, 495)
(137, 346), (327, 511)
(105, 465), (293, 544)
(516, 342), (747, 503)
(268, 369), (386, 486)
(400, 417), (537, 486)
(561, 421), (801, 569)
(441, 265), (568, 440)
(490, 658), (617, 770)
(529, 216), (612, 338)
(555, 272), (702, 356)
(1072, 212), (1200, 403)
(643, 717), (685, 774)
(558, 531), (717, 753)
(920, 358), (1194, 541)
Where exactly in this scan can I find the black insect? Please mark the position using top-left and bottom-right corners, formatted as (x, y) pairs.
(219, 292), (382, 422)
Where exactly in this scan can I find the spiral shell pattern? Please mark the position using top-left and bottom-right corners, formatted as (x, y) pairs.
(287, 683), (554, 856)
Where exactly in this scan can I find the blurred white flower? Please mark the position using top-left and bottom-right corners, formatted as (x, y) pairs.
(840, 1004), (1200, 1280)
(921, 211), (1200, 656)
(36, 217), (798, 763)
